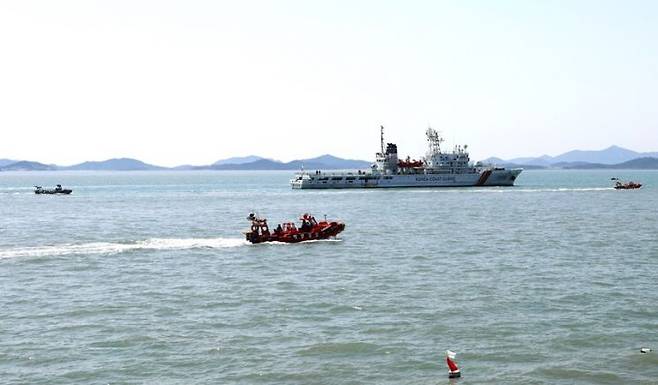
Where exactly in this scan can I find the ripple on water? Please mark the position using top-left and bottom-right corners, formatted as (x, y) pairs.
(296, 341), (383, 356)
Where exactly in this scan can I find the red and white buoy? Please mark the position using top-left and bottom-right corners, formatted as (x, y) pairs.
(446, 350), (461, 378)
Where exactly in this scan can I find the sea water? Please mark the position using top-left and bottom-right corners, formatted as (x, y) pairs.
(1, 170), (657, 384)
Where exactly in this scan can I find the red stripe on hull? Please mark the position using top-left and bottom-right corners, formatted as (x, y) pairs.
(475, 169), (493, 186)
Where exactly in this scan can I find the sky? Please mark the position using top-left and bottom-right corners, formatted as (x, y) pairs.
(1, 0), (657, 166)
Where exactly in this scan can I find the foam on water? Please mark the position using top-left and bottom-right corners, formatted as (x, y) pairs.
(516, 187), (613, 192)
(401, 186), (615, 194)
(0, 237), (247, 259)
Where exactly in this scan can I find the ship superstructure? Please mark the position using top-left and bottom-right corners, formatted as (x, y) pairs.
(291, 126), (522, 189)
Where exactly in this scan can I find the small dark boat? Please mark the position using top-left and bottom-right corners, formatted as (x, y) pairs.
(244, 213), (345, 244)
(611, 178), (642, 190)
(34, 184), (73, 195)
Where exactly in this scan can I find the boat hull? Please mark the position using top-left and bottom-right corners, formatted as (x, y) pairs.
(246, 222), (345, 244)
(291, 169), (522, 189)
(614, 184), (642, 190)
(35, 189), (72, 194)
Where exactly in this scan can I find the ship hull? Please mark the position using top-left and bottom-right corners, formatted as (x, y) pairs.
(291, 169), (522, 189)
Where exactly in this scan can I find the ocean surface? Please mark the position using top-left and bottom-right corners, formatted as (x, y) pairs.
(1, 170), (657, 385)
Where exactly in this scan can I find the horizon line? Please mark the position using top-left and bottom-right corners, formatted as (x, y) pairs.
(2, 143), (658, 168)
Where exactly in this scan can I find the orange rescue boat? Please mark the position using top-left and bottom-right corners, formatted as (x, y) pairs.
(245, 213), (345, 244)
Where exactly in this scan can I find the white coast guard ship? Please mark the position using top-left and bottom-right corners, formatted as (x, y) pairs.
(291, 126), (522, 189)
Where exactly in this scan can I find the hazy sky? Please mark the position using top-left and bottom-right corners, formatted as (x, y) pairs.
(2, 1), (657, 166)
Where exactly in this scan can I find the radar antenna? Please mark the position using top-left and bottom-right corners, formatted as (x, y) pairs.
(426, 126), (444, 155)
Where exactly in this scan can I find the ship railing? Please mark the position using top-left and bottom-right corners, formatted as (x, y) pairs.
(294, 169), (371, 177)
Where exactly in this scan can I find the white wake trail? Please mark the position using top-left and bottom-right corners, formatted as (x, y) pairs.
(0, 237), (248, 259)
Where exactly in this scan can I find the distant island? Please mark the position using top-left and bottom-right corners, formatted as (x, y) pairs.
(2, 146), (658, 171)
(482, 145), (658, 169)
(0, 155), (371, 172)
(487, 157), (658, 170)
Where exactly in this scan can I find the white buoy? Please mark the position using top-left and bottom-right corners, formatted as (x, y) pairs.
(640, 347), (652, 354)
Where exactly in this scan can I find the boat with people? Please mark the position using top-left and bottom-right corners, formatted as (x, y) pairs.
(611, 178), (642, 190)
(244, 213), (345, 244)
(291, 126), (522, 189)
(34, 184), (72, 194)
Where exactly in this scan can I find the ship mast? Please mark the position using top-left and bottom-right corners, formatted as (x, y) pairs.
(380, 125), (385, 154)
(426, 126), (444, 155)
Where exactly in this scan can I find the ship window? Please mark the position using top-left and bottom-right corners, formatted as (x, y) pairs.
(331, 177), (342, 181)
(319, 177), (328, 181)
(384, 176), (393, 179)
(345, 177), (356, 180)
(358, 177), (366, 180)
